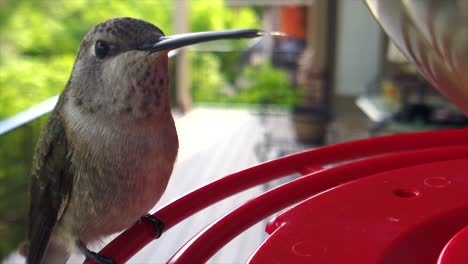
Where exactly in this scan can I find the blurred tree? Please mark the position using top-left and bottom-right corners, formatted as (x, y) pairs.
(0, 0), (174, 119)
(190, 1), (259, 90)
(238, 62), (301, 107)
(0, 0), (260, 119)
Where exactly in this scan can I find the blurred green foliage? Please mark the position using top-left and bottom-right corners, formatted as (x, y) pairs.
(0, 0), (173, 119)
(0, 0), (261, 258)
(0, 0), (260, 119)
(191, 52), (227, 102)
(189, 0), (259, 84)
(0, 117), (46, 259)
(193, 61), (301, 107)
(0, 56), (74, 118)
(238, 63), (301, 106)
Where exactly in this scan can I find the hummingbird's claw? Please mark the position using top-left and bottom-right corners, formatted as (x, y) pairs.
(141, 214), (165, 239)
(77, 241), (116, 264)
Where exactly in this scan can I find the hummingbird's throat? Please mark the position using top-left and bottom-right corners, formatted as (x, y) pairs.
(119, 52), (169, 118)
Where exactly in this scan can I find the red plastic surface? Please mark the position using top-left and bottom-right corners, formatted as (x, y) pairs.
(169, 146), (468, 263)
(438, 226), (468, 264)
(87, 129), (468, 264)
(248, 159), (468, 264)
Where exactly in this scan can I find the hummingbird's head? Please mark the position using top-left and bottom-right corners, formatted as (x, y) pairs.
(69, 17), (170, 121)
(67, 17), (265, 122)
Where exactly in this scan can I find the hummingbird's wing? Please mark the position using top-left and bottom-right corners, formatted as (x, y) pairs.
(27, 97), (74, 264)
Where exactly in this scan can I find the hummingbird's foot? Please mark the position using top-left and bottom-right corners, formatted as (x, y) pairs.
(141, 214), (165, 239)
(77, 240), (116, 264)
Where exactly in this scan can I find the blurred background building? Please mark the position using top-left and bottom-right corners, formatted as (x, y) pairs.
(1, 0), (466, 263)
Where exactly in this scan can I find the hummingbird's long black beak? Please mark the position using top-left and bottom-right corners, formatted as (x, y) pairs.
(140, 29), (276, 53)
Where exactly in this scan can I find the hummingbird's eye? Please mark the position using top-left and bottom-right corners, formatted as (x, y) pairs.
(94, 40), (109, 59)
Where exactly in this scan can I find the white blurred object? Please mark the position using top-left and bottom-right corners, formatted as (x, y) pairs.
(365, 0), (468, 115)
(3, 251), (25, 264)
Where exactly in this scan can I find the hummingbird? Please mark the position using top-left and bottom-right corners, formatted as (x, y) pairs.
(23, 17), (264, 264)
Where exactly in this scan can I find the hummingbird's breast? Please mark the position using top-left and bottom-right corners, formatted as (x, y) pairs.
(60, 102), (178, 242)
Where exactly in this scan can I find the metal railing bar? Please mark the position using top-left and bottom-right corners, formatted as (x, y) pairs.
(0, 96), (59, 135)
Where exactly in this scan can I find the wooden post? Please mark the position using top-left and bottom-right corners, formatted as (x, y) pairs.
(175, 0), (192, 112)
(307, 0), (327, 69)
